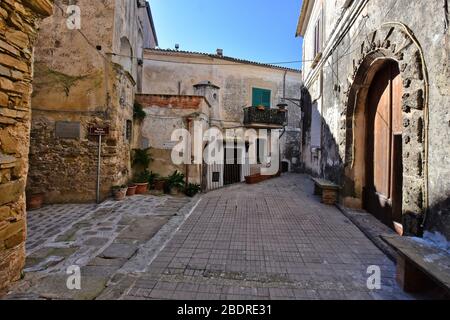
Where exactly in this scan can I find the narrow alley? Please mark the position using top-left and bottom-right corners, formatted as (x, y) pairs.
(6, 175), (413, 300)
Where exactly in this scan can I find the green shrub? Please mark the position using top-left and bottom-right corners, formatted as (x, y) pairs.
(134, 170), (159, 186)
(184, 183), (201, 197)
(164, 171), (185, 194)
(132, 148), (152, 168)
(133, 102), (146, 121)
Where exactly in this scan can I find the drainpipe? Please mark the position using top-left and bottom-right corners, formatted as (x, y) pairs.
(185, 117), (192, 189)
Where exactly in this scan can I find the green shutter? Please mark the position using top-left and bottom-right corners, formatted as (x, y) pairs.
(252, 88), (260, 107)
(252, 88), (271, 108)
(262, 90), (271, 108)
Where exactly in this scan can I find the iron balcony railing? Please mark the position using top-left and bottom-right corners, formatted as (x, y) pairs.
(243, 106), (287, 127)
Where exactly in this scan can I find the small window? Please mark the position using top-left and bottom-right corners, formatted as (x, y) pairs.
(252, 88), (271, 108)
(314, 13), (323, 58)
(311, 101), (322, 148)
(125, 120), (133, 142)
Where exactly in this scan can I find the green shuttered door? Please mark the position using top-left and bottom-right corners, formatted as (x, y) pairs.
(252, 88), (271, 108)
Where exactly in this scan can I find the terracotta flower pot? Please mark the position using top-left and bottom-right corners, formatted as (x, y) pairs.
(135, 183), (149, 194)
(127, 185), (137, 196)
(27, 193), (45, 211)
(113, 187), (128, 201)
(154, 180), (165, 191)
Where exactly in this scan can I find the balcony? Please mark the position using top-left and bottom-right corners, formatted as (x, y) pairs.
(243, 106), (287, 129)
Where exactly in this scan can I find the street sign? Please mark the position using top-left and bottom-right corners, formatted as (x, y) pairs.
(89, 126), (110, 136)
(89, 125), (110, 204)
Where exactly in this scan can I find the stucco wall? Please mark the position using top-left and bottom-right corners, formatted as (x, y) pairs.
(136, 94), (210, 184)
(300, 0), (450, 239)
(141, 51), (303, 171)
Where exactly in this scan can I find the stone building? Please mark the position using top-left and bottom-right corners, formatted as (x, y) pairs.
(0, 0), (53, 295)
(27, 0), (158, 203)
(137, 49), (302, 190)
(296, 0), (450, 240)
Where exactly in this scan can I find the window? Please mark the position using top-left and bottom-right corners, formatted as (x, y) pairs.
(310, 101), (322, 148)
(314, 14), (322, 58)
(252, 88), (271, 108)
(125, 120), (133, 143)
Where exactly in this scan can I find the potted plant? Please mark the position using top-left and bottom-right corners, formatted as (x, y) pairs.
(154, 178), (165, 191)
(134, 170), (150, 194)
(164, 171), (185, 195)
(147, 171), (159, 189)
(27, 193), (45, 210)
(184, 183), (201, 197)
(112, 185), (128, 201)
(257, 105), (266, 111)
(132, 148), (152, 170)
(277, 103), (288, 112)
(127, 183), (137, 196)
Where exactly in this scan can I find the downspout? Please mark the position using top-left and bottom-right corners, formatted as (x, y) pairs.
(185, 117), (192, 189)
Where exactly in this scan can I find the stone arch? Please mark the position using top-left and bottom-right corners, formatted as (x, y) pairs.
(342, 23), (429, 236)
(119, 36), (133, 74)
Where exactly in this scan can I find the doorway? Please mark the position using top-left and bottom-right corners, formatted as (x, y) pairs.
(364, 61), (403, 232)
(224, 146), (242, 186)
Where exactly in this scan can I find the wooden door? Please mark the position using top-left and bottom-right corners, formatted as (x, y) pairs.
(365, 61), (403, 230)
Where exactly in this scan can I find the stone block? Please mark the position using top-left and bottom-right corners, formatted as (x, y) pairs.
(0, 54), (28, 73)
(0, 179), (24, 206)
(0, 92), (8, 107)
(4, 230), (24, 248)
(396, 255), (432, 293)
(0, 219), (24, 242)
(100, 243), (137, 260)
(5, 29), (29, 49)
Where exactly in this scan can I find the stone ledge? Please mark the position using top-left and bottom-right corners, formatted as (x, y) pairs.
(336, 204), (398, 262)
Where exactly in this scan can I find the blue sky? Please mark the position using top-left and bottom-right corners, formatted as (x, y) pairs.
(149, 0), (303, 70)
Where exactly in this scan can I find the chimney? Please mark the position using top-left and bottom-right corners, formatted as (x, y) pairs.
(216, 49), (223, 57)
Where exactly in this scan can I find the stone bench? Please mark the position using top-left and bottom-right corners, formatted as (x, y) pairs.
(312, 178), (340, 205)
(382, 235), (450, 297)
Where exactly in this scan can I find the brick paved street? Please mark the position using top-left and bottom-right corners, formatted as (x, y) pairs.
(122, 174), (414, 300)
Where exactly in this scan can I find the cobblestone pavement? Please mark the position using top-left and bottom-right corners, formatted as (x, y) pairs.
(122, 174), (415, 300)
(4, 194), (194, 300)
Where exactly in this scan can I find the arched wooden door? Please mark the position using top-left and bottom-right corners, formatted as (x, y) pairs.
(364, 61), (403, 233)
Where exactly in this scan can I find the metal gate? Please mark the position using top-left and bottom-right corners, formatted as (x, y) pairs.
(224, 147), (241, 186)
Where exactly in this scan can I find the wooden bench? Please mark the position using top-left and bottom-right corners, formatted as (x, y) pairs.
(382, 235), (450, 297)
(312, 178), (340, 205)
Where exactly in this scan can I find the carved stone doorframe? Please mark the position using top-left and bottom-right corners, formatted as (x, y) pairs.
(342, 23), (429, 236)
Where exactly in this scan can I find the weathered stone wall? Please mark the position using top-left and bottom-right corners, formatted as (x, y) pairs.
(300, 0), (450, 238)
(0, 0), (53, 295)
(28, 63), (135, 203)
(27, 0), (153, 203)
